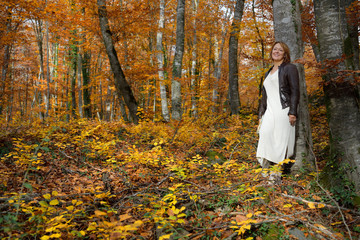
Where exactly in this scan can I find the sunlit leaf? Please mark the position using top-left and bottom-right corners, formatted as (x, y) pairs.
(49, 199), (59, 206)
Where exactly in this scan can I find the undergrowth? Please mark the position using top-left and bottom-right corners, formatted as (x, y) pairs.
(0, 111), (359, 239)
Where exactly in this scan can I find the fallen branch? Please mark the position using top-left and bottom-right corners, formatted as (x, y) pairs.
(281, 193), (360, 215)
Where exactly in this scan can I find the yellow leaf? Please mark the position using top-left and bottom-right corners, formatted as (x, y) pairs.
(246, 213), (253, 218)
(331, 222), (342, 225)
(283, 204), (292, 208)
(52, 191), (59, 197)
(314, 224), (326, 229)
(49, 233), (61, 238)
(66, 206), (74, 211)
(43, 194), (51, 200)
(317, 203), (325, 208)
(119, 214), (132, 222)
(40, 236), (50, 240)
(49, 199), (59, 206)
(95, 210), (107, 216)
(79, 231), (86, 236)
(243, 224), (251, 230)
(37, 153), (42, 157)
(159, 234), (172, 240)
(308, 202), (316, 209)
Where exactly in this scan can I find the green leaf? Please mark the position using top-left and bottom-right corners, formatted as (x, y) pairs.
(23, 182), (33, 191)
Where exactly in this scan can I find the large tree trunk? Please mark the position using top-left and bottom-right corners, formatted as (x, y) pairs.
(314, 0), (360, 191)
(0, 10), (12, 115)
(97, 0), (138, 123)
(171, 0), (185, 120)
(156, 0), (170, 122)
(272, 0), (314, 171)
(213, 8), (230, 113)
(228, 0), (245, 115)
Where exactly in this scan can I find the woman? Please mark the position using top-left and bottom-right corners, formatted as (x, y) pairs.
(256, 41), (300, 184)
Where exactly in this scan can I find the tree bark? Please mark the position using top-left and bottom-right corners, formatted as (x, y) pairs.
(0, 10), (12, 115)
(228, 0), (245, 115)
(190, 0), (198, 117)
(171, 0), (186, 120)
(82, 51), (92, 118)
(272, 0), (314, 171)
(156, 0), (170, 122)
(314, 0), (360, 191)
(70, 41), (78, 118)
(45, 15), (51, 117)
(97, 0), (138, 123)
(213, 8), (230, 113)
(33, 19), (45, 120)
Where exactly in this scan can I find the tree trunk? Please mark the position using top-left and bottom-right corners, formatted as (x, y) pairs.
(156, 0), (170, 122)
(213, 8), (230, 113)
(1, 8), (13, 116)
(190, 0), (198, 117)
(45, 19), (51, 117)
(82, 51), (92, 118)
(33, 19), (45, 120)
(314, 0), (360, 191)
(77, 49), (83, 118)
(97, 0), (138, 123)
(272, 0), (314, 171)
(228, 0), (245, 115)
(171, 0), (185, 120)
(70, 42), (78, 118)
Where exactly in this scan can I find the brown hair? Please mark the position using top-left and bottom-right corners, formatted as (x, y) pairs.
(270, 41), (291, 63)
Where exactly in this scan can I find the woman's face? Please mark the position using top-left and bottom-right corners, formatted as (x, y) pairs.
(272, 43), (285, 62)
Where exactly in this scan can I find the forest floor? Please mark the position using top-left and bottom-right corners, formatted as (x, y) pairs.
(0, 105), (359, 239)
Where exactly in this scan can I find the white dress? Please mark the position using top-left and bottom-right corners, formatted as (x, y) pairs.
(256, 69), (295, 167)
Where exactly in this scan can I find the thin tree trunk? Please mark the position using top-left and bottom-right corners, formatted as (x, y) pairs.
(97, 0), (138, 123)
(171, 0), (186, 120)
(314, 0), (360, 190)
(272, 0), (314, 171)
(156, 0), (170, 122)
(82, 51), (92, 118)
(45, 16), (51, 117)
(33, 19), (45, 120)
(77, 49), (83, 118)
(70, 42), (78, 118)
(228, 0), (245, 115)
(190, 0), (198, 117)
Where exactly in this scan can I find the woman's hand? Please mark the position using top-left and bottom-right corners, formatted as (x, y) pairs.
(289, 114), (296, 126)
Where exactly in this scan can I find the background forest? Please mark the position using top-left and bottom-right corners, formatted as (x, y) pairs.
(0, 0), (359, 239)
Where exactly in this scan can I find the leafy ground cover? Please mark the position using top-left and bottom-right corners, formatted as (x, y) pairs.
(0, 108), (359, 239)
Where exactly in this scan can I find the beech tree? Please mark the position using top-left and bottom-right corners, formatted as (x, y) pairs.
(228, 0), (245, 115)
(172, 0), (186, 120)
(97, 0), (138, 123)
(272, 0), (314, 171)
(314, 0), (360, 190)
(156, 0), (170, 122)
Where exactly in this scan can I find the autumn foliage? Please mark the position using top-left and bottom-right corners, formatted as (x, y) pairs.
(0, 0), (359, 239)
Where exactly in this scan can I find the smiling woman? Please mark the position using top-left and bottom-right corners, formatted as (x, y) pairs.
(256, 41), (300, 184)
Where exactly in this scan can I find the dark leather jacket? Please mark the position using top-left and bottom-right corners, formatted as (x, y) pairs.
(258, 62), (300, 119)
